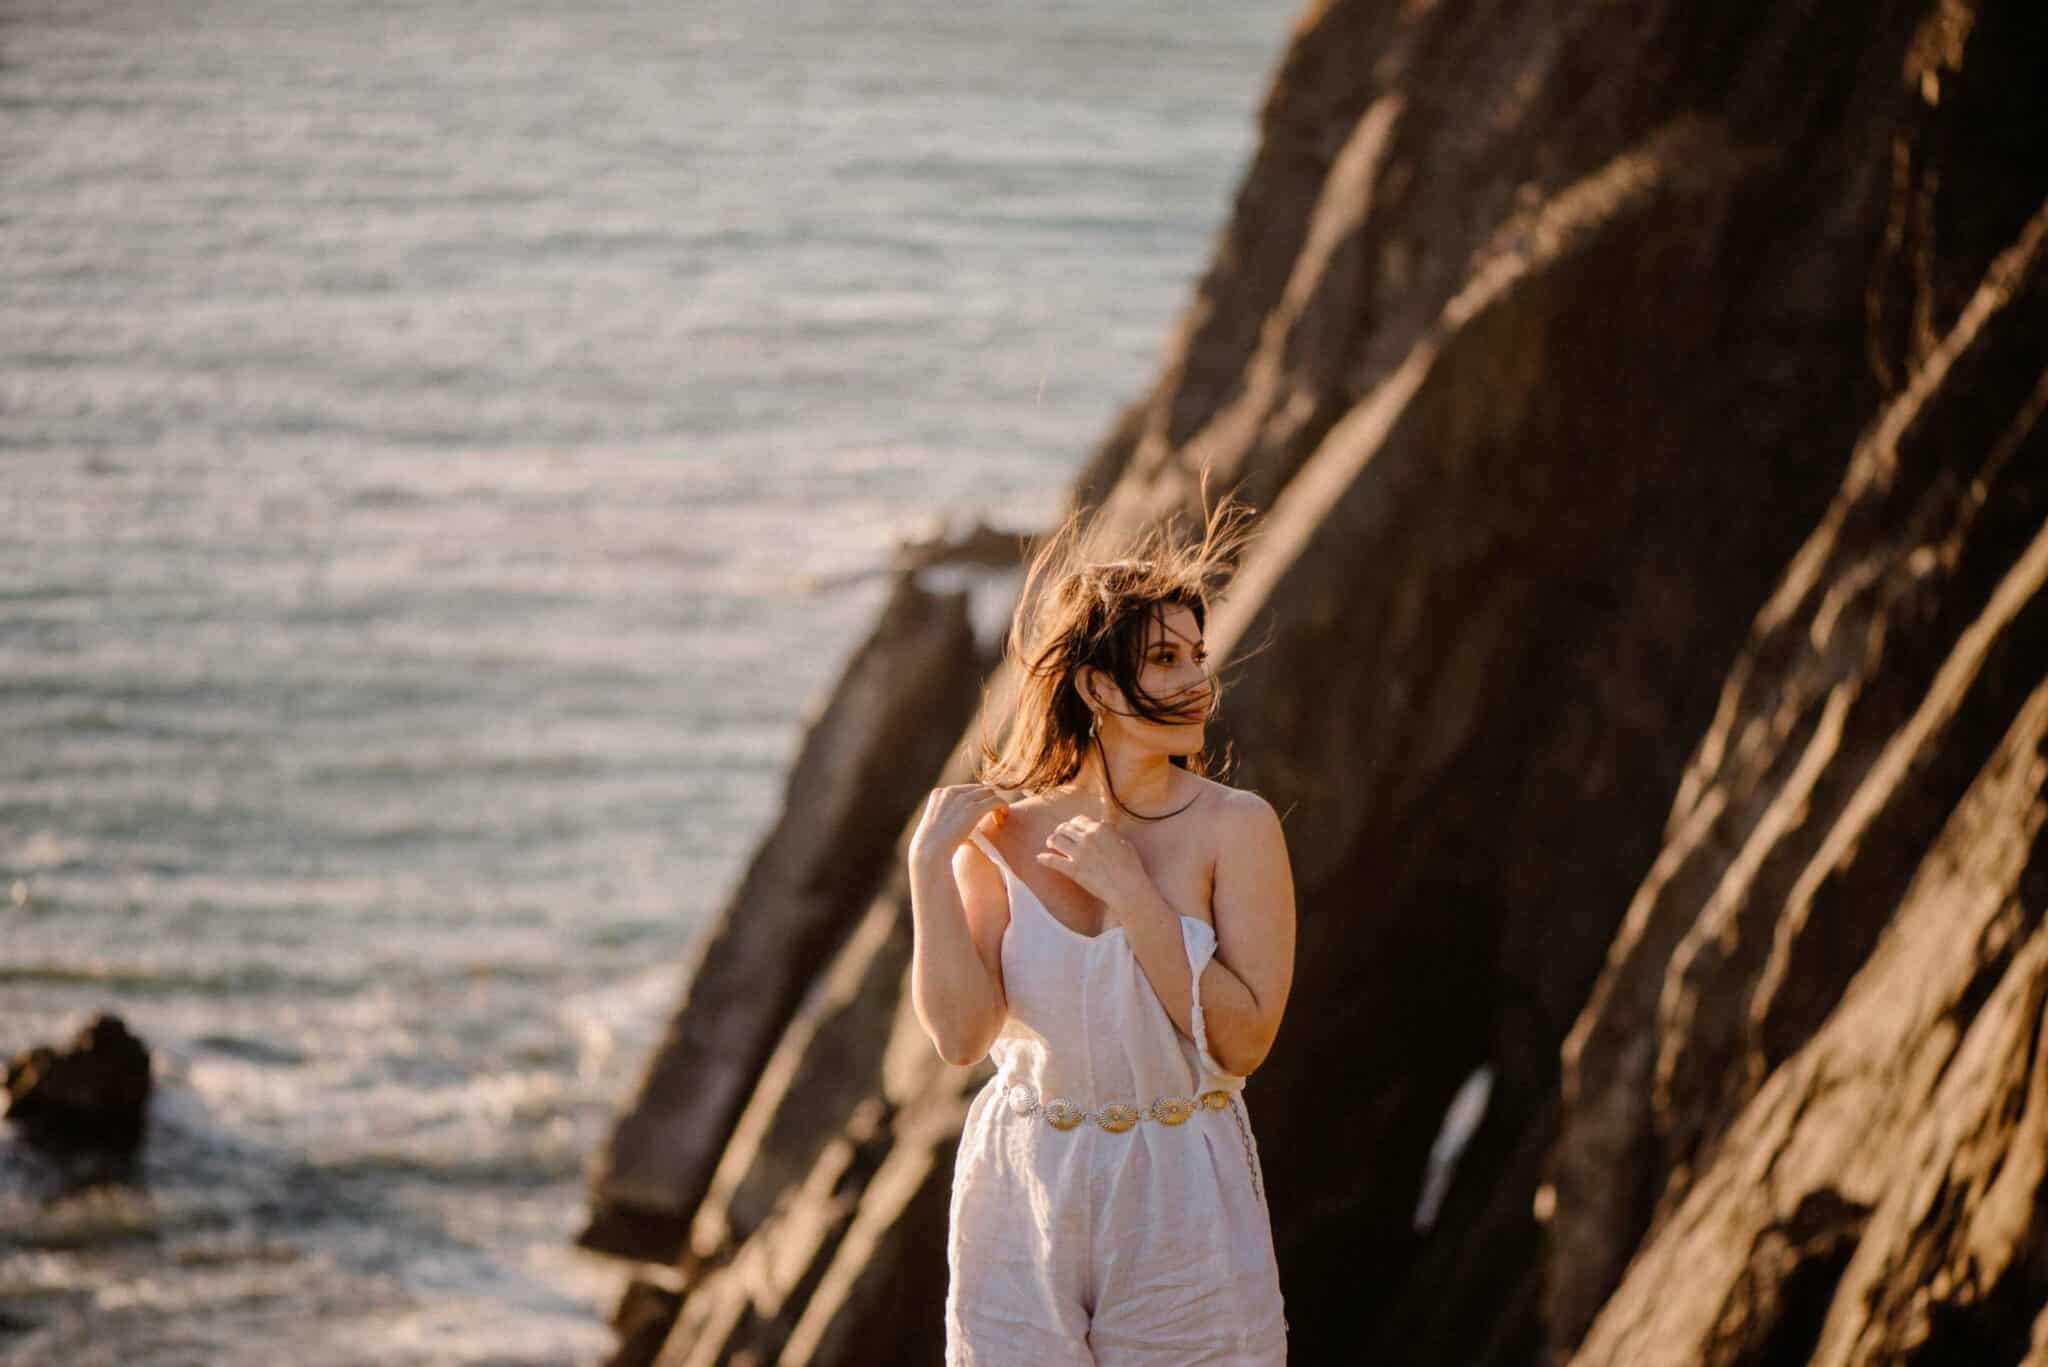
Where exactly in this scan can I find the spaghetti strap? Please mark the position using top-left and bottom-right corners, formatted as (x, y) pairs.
(968, 827), (1111, 946)
(966, 828), (1010, 877)
(1182, 915), (1264, 1212)
(1179, 916), (1245, 1101)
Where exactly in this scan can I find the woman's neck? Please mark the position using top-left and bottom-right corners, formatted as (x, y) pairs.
(1061, 745), (1182, 822)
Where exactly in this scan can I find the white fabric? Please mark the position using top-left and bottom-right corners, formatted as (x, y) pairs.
(944, 830), (1288, 1366)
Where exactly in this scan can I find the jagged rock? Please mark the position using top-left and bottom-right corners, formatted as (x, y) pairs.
(4, 1014), (152, 1153)
(887, 519), (1036, 574)
(1570, 675), (2048, 1364)
(605, 782), (993, 1363)
(578, 570), (982, 1263)
(606, 1278), (683, 1367)
(1550, 188), (2048, 1362)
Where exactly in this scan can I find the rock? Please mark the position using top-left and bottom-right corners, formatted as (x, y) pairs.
(603, 1277), (684, 1367)
(887, 519), (1035, 573)
(622, 780), (990, 1360)
(1569, 675), (2048, 1365)
(4, 1014), (152, 1153)
(577, 569), (982, 1263)
(1550, 189), (2048, 1362)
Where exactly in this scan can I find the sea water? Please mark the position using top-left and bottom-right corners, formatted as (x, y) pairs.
(0, 0), (1291, 1360)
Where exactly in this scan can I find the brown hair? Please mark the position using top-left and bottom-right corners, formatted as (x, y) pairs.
(973, 469), (1262, 822)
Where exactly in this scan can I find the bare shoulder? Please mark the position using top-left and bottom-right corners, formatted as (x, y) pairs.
(1201, 781), (1296, 1069)
(985, 791), (1051, 845)
(1193, 782), (1287, 907)
(1202, 780), (1284, 848)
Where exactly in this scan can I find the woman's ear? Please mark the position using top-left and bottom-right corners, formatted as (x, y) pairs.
(1075, 666), (1101, 714)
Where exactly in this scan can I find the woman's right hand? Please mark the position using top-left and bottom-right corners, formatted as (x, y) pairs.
(909, 783), (1009, 867)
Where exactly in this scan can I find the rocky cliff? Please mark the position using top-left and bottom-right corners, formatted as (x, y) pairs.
(585, 0), (2048, 1361)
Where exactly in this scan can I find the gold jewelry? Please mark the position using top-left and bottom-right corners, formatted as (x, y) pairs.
(1002, 1081), (1265, 1205)
(1005, 1082), (1231, 1131)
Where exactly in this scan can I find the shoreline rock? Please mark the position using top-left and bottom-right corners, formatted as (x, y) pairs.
(5, 1014), (152, 1157)
(577, 567), (982, 1265)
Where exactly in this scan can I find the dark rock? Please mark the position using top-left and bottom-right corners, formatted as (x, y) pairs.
(578, 569), (981, 1263)
(887, 519), (1035, 573)
(602, 1277), (683, 1367)
(4, 1014), (151, 1154)
(1571, 677), (2048, 1364)
(1550, 194), (2048, 1362)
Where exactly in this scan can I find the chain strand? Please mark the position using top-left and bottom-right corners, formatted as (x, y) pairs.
(998, 1081), (1264, 1206)
(1227, 1094), (1266, 1207)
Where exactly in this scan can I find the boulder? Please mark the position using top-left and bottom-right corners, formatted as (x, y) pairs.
(4, 1014), (152, 1154)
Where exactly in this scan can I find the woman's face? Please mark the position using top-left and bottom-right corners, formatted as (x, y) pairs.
(1090, 602), (1212, 743)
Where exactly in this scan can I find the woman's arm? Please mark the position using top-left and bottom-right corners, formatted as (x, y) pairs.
(908, 836), (1011, 1067)
(1202, 790), (1296, 1075)
(1103, 788), (1296, 1077)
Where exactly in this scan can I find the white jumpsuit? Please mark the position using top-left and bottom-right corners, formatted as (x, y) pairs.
(945, 829), (1289, 1366)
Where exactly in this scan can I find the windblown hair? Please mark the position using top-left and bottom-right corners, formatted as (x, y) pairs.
(973, 470), (1262, 822)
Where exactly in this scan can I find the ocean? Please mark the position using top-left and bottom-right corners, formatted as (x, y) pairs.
(0, 0), (1290, 1360)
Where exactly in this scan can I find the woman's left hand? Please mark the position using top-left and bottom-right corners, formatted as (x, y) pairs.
(1036, 815), (1151, 915)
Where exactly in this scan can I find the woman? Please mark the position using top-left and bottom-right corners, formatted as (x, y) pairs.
(907, 483), (1294, 1365)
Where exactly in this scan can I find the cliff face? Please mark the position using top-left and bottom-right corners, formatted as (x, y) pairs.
(587, 1), (2048, 1362)
(1550, 195), (2048, 1365)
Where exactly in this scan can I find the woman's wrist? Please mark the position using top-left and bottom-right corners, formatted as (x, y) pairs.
(909, 838), (958, 876)
(1109, 877), (1175, 932)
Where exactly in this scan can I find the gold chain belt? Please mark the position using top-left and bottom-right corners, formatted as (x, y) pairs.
(1002, 1081), (1232, 1132)
(999, 1081), (1266, 1206)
